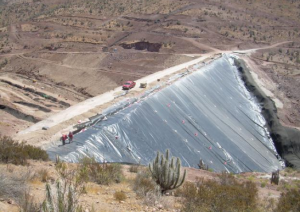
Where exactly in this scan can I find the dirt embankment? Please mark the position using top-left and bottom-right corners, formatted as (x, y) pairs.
(235, 59), (300, 169)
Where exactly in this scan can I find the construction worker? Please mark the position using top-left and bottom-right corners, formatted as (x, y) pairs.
(61, 134), (67, 145)
(68, 131), (74, 143)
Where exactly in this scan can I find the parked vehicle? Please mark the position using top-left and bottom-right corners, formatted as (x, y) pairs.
(122, 81), (136, 90)
(140, 82), (147, 88)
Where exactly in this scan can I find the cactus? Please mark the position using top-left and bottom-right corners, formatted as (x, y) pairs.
(41, 180), (83, 212)
(270, 170), (280, 185)
(198, 159), (209, 170)
(149, 149), (186, 194)
(55, 155), (60, 165)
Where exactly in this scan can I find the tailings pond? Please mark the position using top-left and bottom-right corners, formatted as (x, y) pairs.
(47, 54), (282, 173)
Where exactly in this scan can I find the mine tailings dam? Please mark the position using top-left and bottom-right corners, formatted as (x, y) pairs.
(47, 54), (300, 173)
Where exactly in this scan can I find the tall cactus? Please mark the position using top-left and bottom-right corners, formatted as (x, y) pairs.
(149, 149), (186, 194)
(41, 180), (82, 212)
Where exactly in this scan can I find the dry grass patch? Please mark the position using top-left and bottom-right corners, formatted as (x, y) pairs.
(78, 157), (124, 185)
(179, 172), (258, 212)
(114, 191), (127, 202)
(85, 183), (102, 195)
(37, 168), (50, 183)
(129, 164), (139, 173)
(275, 188), (300, 212)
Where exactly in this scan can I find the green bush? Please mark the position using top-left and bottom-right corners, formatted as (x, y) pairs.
(275, 188), (300, 212)
(78, 157), (123, 185)
(0, 136), (49, 165)
(181, 172), (258, 212)
(261, 182), (266, 188)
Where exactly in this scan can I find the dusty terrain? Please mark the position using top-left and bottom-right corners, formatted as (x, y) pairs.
(0, 1), (300, 211)
(0, 0), (299, 139)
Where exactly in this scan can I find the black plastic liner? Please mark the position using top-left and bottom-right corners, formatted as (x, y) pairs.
(47, 55), (282, 173)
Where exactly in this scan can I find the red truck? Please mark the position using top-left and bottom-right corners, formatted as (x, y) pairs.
(122, 81), (136, 90)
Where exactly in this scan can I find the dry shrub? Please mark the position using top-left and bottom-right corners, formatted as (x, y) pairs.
(78, 157), (123, 185)
(0, 169), (39, 211)
(0, 171), (27, 201)
(259, 197), (277, 212)
(19, 192), (40, 212)
(181, 172), (258, 212)
(274, 188), (300, 212)
(159, 196), (175, 210)
(133, 169), (161, 206)
(143, 190), (161, 206)
(133, 169), (157, 197)
(174, 187), (184, 197)
(85, 183), (101, 195)
(284, 167), (294, 174)
(114, 191), (127, 202)
(37, 168), (50, 182)
(0, 136), (49, 165)
(129, 165), (139, 173)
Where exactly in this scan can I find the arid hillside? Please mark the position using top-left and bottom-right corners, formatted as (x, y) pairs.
(0, 0), (299, 137)
(0, 137), (299, 212)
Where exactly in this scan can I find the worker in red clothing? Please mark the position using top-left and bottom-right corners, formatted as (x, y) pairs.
(61, 134), (67, 145)
(68, 131), (74, 143)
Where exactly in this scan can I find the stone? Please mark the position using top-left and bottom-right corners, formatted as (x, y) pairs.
(157, 204), (163, 210)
